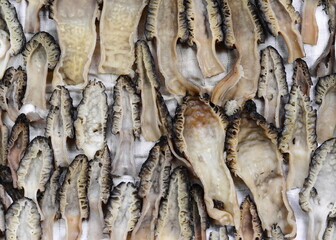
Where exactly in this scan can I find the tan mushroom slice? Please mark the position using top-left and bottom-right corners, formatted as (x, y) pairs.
(7, 113), (29, 188)
(279, 84), (317, 190)
(22, 32), (60, 113)
(87, 145), (112, 240)
(135, 40), (172, 142)
(99, 0), (147, 75)
(292, 59), (313, 96)
(256, 0), (305, 63)
(16, 136), (53, 218)
(209, 227), (229, 240)
(46, 86), (74, 167)
(5, 198), (41, 240)
(258, 46), (288, 128)
(51, 0), (98, 87)
(174, 95), (240, 227)
(104, 182), (141, 240)
(131, 137), (172, 240)
(60, 155), (89, 240)
(155, 167), (193, 240)
(315, 74), (336, 143)
(145, 0), (200, 96)
(74, 81), (108, 160)
(111, 75), (140, 177)
(191, 184), (208, 240)
(184, 0), (225, 77)
(226, 100), (296, 238)
(301, 0), (320, 45)
(299, 138), (336, 240)
(25, 0), (48, 33)
(211, 0), (264, 105)
(0, 111), (8, 166)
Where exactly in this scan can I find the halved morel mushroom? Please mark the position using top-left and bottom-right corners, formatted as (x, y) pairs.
(22, 31), (60, 112)
(104, 182), (141, 240)
(299, 138), (336, 240)
(191, 184), (208, 240)
(279, 84), (317, 190)
(99, 0), (147, 75)
(174, 95), (240, 227)
(60, 154), (89, 240)
(0, 111), (8, 166)
(258, 46), (288, 128)
(135, 40), (172, 142)
(301, 0), (320, 45)
(0, 166), (23, 202)
(131, 137), (172, 240)
(226, 100), (296, 238)
(51, 0), (99, 87)
(16, 136), (53, 218)
(25, 0), (49, 33)
(315, 74), (336, 143)
(74, 81), (108, 160)
(5, 198), (41, 240)
(7, 113), (29, 188)
(145, 0), (200, 96)
(87, 145), (112, 240)
(209, 227), (229, 240)
(256, 0), (305, 63)
(46, 86), (74, 167)
(292, 59), (313, 96)
(211, 0), (264, 105)
(111, 75), (140, 177)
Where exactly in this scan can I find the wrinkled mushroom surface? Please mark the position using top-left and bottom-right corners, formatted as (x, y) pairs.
(292, 58), (312, 96)
(191, 184), (208, 240)
(209, 227), (229, 240)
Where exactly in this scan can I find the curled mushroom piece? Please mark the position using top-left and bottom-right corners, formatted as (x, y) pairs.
(256, 0), (305, 63)
(292, 59), (313, 96)
(46, 86), (74, 167)
(135, 40), (172, 142)
(315, 74), (336, 143)
(209, 227), (229, 240)
(174, 95), (240, 227)
(299, 138), (336, 240)
(60, 155), (89, 240)
(25, 0), (48, 33)
(51, 0), (99, 87)
(191, 184), (208, 240)
(279, 84), (317, 190)
(301, 0), (320, 45)
(155, 167), (193, 240)
(99, 0), (147, 75)
(258, 46), (288, 128)
(226, 100), (296, 238)
(131, 137), (172, 240)
(74, 81), (108, 160)
(111, 75), (140, 177)
(104, 182), (141, 240)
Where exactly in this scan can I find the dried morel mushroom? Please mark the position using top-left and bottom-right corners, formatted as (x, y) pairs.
(279, 84), (317, 190)
(25, 0), (49, 33)
(5, 198), (41, 240)
(292, 59), (313, 96)
(74, 81), (108, 160)
(299, 138), (336, 240)
(226, 100), (296, 238)
(209, 227), (229, 240)
(0, 166), (23, 202)
(99, 0), (147, 75)
(51, 0), (99, 87)
(256, 0), (305, 63)
(322, 217), (336, 240)
(135, 40), (172, 142)
(60, 154), (89, 240)
(301, 0), (320, 45)
(191, 184), (208, 240)
(258, 46), (288, 128)
(131, 137), (172, 240)
(0, 184), (12, 209)
(315, 74), (336, 143)
(174, 95), (240, 227)
(111, 75), (140, 177)
(104, 182), (141, 240)
(46, 86), (74, 167)
(0, 111), (8, 166)
(211, 0), (264, 105)
(0, 202), (3, 236)
(145, 0), (200, 96)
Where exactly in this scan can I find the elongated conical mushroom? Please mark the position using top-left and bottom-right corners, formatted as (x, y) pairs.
(292, 59), (312, 96)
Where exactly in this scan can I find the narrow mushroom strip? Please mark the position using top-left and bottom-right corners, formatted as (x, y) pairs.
(135, 40), (172, 142)
(99, 0), (147, 75)
(131, 137), (172, 240)
(111, 75), (140, 177)
(292, 59), (313, 96)
(155, 167), (193, 240)
(226, 100), (296, 238)
(0, 202), (4, 236)
(301, 0), (320, 45)
(315, 74), (336, 143)
(174, 95), (240, 227)
(74, 81), (108, 160)
(104, 182), (141, 240)
(25, 0), (48, 33)
(0, 184), (11, 209)
(0, 111), (8, 166)
(258, 46), (288, 128)
(279, 84), (317, 190)
(51, 0), (99, 87)
(60, 155), (89, 240)
(191, 184), (208, 240)
(256, 0), (305, 63)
